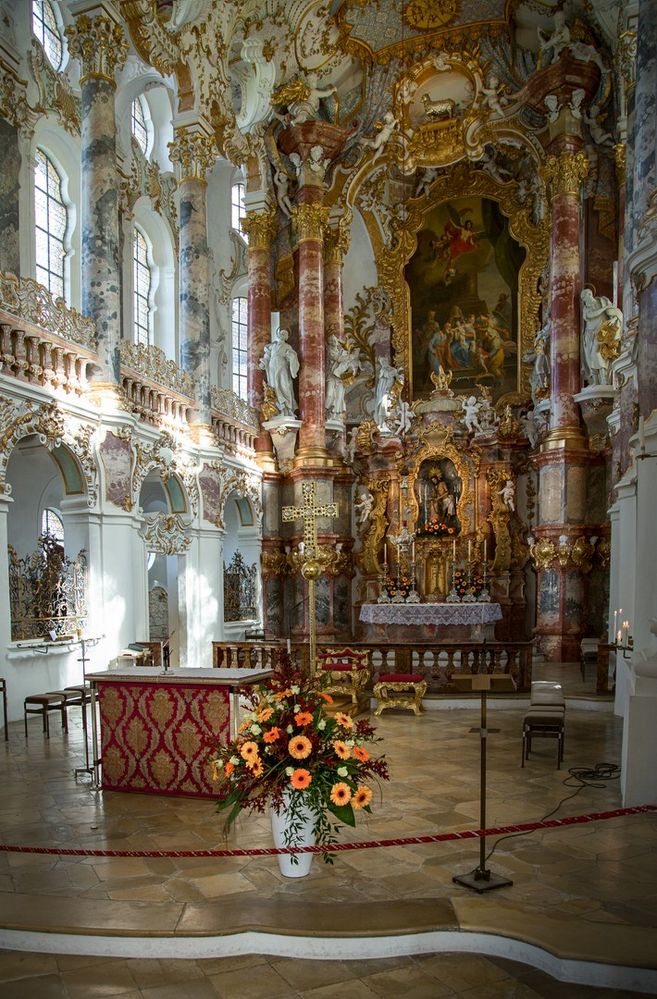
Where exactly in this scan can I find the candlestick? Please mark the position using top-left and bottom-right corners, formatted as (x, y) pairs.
(287, 638), (291, 655)
(411, 541), (415, 561)
(468, 540), (472, 562)
(452, 539), (456, 560)
(483, 539), (487, 563)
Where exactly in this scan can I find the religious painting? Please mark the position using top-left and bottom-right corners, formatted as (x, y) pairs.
(406, 196), (526, 401)
(415, 458), (462, 537)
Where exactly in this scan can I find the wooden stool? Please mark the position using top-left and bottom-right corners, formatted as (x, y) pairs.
(317, 648), (371, 709)
(521, 708), (565, 768)
(24, 692), (68, 739)
(0, 678), (7, 741)
(373, 673), (427, 716)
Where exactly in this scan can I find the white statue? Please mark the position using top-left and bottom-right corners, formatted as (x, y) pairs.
(521, 409), (544, 448)
(308, 144), (331, 178)
(462, 395), (481, 434)
(415, 167), (439, 198)
(259, 327), (299, 417)
(544, 94), (561, 123)
(581, 289), (623, 386)
(569, 87), (585, 119)
(344, 425), (358, 464)
(288, 72), (336, 124)
(326, 334), (360, 420)
(433, 51), (451, 72)
(499, 479), (516, 512)
(537, 10), (571, 66)
(374, 356), (403, 431)
(394, 399), (414, 437)
(273, 169), (293, 217)
(480, 146), (513, 184)
(363, 111), (399, 162)
(582, 105), (614, 146)
(288, 151), (302, 177)
(354, 488), (374, 528)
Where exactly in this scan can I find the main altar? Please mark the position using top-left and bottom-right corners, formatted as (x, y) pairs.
(360, 601), (503, 643)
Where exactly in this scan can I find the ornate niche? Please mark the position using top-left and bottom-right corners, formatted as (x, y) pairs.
(405, 430), (478, 601)
(376, 166), (549, 403)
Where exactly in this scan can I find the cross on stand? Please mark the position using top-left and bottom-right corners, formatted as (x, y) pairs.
(282, 481), (338, 676)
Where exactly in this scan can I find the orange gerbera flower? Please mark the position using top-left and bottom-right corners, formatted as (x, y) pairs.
(250, 759), (264, 777)
(245, 753), (261, 771)
(238, 720), (250, 733)
(333, 740), (351, 760)
(263, 727), (281, 743)
(290, 768), (312, 789)
(330, 782), (352, 806)
(288, 735), (312, 760)
(295, 711), (313, 726)
(335, 712), (354, 730)
(273, 688), (292, 702)
(352, 745), (369, 762)
(352, 786), (373, 810)
(240, 741), (259, 762)
(257, 706), (274, 722)
(224, 760), (235, 777)
(317, 691), (334, 703)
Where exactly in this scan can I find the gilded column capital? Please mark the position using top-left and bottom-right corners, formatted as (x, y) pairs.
(169, 129), (216, 184)
(241, 209), (277, 250)
(325, 210), (352, 264)
(613, 142), (627, 185)
(291, 203), (330, 243)
(541, 151), (589, 200)
(65, 14), (128, 86)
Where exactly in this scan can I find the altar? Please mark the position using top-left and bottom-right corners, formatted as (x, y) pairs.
(359, 602), (502, 643)
(87, 667), (271, 798)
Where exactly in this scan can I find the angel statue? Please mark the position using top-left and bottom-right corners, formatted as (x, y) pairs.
(326, 334), (361, 420)
(374, 356), (403, 431)
(362, 111), (399, 163)
(354, 488), (374, 529)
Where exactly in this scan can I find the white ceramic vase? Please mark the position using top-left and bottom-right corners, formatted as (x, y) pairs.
(270, 792), (317, 878)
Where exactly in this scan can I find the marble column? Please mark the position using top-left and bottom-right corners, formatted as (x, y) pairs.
(0, 119), (21, 277)
(66, 14), (127, 385)
(323, 214), (349, 344)
(291, 200), (330, 461)
(541, 148), (589, 443)
(241, 208), (277, 463)
(169, 128), (215, 428)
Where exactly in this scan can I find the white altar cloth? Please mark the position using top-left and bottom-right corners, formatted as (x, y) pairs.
(359, 602), (502, 626)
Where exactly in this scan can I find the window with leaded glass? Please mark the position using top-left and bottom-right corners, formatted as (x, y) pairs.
(131, 95), (148, 155)
(231, 181), (247, 241)
(34, 148), (67, 301)
(232, 296), (248, 400)
(32, 0), (62, 70)
(133, 227), (152, 346)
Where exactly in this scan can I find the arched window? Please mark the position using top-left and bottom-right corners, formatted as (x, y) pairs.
(41, 507), (64, 543)
(34, 148), (67, 301)
(32, 0), (62, 71)
(131, 95), (149, 155)
(231, 296), (248, 400)
(231, 180), (247, 241)
(133, 226), (152, 346)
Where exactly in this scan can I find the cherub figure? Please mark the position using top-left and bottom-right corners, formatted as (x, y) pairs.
(462, 395), (481, 434)
(354, 488), (374, 528)
(480, 74), (508, 117)
(273, 169), (293, 216)
(499, 479), (516, 512)
(362, 111), (399, 163)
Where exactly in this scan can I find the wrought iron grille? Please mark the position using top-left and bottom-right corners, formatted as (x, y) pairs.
(223, 551), (257, 621)
(8, 532), (88, 640)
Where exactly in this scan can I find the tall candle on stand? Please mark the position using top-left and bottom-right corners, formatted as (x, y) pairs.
(468, 540), (472, 562)
(452, 539), (456, 561)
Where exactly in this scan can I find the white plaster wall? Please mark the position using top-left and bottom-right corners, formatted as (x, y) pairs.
(342, 206), (377, 313)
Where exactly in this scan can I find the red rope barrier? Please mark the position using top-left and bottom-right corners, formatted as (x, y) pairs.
(0, 804), (654, 859)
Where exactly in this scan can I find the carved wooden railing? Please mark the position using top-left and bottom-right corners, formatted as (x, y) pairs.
(211, 639), (534, 694)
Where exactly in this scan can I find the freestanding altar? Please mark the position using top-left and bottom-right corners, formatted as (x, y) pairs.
(87, 667), (271, 798)
(359, 602), (502, 643)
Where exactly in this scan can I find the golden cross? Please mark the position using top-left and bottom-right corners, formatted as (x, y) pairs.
(282, 481), (338, 556)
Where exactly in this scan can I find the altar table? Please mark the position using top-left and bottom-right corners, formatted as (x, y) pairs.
(87, 667), (271, 798)
(359, 602), (502, 642)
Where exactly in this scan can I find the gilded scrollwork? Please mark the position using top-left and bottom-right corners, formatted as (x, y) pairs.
(169, 127), (217, 183)
(241, 209), (278, 250)
(29, 40), (80, 135)
(541, 151), (589, 200)
(66, 14), (129, 85)
(487, 468), (512, 571)
(217, 468), (262, 530)
(0, 272), (97, 350)
(291, 203), (330, 243)
(120, 341), (194, 398)
(140, 512), (191, 555)
(261, 550), (288, 576)
(356, 478), (390, 575)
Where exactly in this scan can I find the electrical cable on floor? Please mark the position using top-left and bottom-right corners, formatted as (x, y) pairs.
(483, 762), (621, 866)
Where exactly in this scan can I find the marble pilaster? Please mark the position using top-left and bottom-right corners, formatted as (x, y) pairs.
(241, 208), (277, 463)
(169, 128), (215, 427)
(66, 14), (127, 384)
(0, 118), (20, 277)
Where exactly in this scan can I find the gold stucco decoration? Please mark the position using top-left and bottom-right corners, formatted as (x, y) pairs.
(66, 14), (128, 85)
(404, 0), (457, 30)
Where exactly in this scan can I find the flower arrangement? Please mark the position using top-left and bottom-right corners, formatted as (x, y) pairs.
(209, 655), (389, 864)
(452, 565), (485, 599)
(418, 518), (457, 538)
(384, 573), (413, 598)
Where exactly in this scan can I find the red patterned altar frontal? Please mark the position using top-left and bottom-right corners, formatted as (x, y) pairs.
(97, 681), (230, 797)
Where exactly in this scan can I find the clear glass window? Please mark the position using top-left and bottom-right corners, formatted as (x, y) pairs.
(231, 181), (247, 241)
(133, 227), (152, 346)
(32, 0), (62, 70)
(41, 508), (64, 543)
(131, 95), (148, 155)
(34, 148), (67, 301)
(231, 296), (248, 400)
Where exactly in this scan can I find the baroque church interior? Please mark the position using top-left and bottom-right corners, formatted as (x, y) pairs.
(1, 0), (657, 994)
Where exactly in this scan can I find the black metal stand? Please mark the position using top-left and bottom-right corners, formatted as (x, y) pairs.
(74, 636), (102, 788)
(453, 682), (513, 894)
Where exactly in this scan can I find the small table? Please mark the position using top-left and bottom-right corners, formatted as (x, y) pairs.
(87, 667), (272, 798)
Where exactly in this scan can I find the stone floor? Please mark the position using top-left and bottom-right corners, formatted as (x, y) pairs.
(0, 667), (656, 997)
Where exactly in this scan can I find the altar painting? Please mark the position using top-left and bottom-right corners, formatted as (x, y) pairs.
(415, 458), (462, 537)
(406, 197), (526, 401)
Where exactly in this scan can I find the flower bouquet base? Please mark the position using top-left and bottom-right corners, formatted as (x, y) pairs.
(478, 588), (491, 603)
(446, 588), (462, 603)
(462, 591), (478, 603)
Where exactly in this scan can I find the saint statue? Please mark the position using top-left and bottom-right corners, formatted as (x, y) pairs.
(326, 335), (360, 420)
(581, 289), (623, 386)
(259, 328), (299, 417)
(374, 356), (403, 431)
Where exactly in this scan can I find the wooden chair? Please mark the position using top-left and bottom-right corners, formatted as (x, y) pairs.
(24, 692), (68, 738)
(373, 673), (427, 716)
(522, 681), (565, 768)
(316, 647), (371, 709)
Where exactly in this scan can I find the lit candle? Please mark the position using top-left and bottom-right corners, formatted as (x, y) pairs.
(617, 629), (622, 645)
(613, 609), (618, 636)
(468, 540), (472, 562)
(411, 541), (415, 561)
(483, 539), (487, 563)
(452, 539), (456, 560)
(287, 638), (291, 655)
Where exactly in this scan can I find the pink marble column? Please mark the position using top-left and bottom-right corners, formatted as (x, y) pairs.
(291, 197), (330, 460)
(241, 209), (277, 461)
(541, 147), (589, 442)
(323, 218), (348, 343)
(66, 13), (127, 385)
